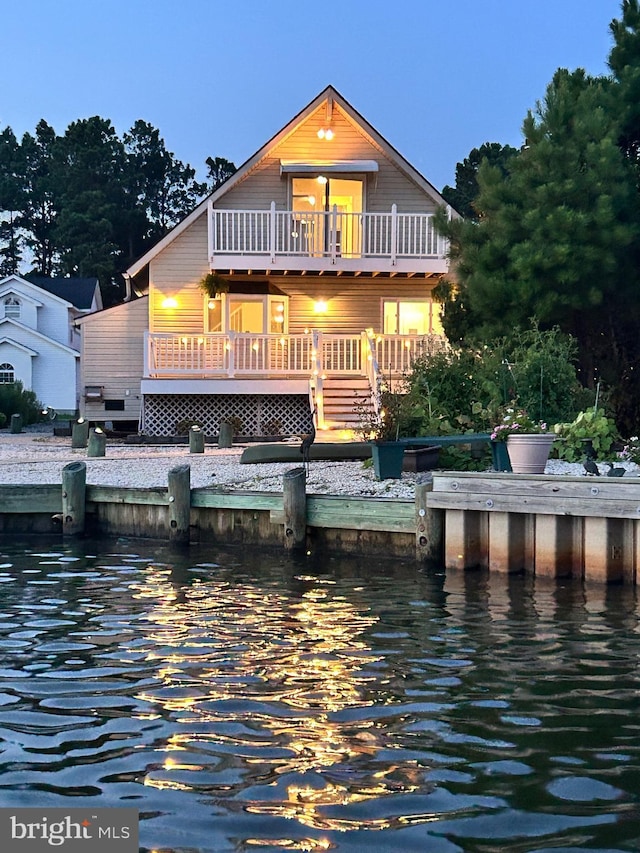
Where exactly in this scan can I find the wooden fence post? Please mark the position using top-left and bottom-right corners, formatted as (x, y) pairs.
(88, 427), (106, 457)
(189, 425), (205, 454)
(168, 463), (191, 544)
(283, 466), (307, 551)
(218, 422), (233, 448)
(72, 418), (90, 449)
(415, 480), (443, 562)
(62, 461), (86, 536)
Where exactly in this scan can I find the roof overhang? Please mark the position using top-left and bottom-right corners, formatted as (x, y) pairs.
(280, 159), (379, 175)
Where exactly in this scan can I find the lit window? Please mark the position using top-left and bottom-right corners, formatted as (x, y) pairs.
(0, 363), (15, 383)
(3, 297), (20, 319)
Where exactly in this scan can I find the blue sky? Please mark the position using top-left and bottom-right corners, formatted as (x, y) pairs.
(2, 0), (621, 191)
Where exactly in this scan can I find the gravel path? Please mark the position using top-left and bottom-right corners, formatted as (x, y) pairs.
(1, 427), (637, 498)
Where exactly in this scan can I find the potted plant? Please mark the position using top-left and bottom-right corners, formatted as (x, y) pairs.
(355, 379), (408, 479)
(198, 272), (230, 299)
(491, 404), (553, 474)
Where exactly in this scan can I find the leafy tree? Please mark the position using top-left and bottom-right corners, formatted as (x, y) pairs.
(441, 142), (518, 220)
(206, 156), (237, 191)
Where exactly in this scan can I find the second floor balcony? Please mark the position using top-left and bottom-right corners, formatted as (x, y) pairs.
(208, 202), (449, 275)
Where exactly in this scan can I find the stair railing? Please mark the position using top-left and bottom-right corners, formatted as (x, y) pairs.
(310, 329), (325, 429)
(362, 330), (381, 414)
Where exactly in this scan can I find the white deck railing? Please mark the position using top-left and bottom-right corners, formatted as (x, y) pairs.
(208, 202), (448, 265)
(145, 331), (448, 380)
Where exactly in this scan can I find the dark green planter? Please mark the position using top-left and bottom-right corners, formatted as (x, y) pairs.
(371, 441), (405, 479)
(491, 440), (512, 472)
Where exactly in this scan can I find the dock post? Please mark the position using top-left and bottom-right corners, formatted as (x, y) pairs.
(87, 427), (106, 457)
(189, 425), (205, 454)
(168, 463), (191, 544)
(415, 481), (443, 562)
(62, 461), (86, 536)
(283, 466), (307, 551)
(10, 413), (22, 434)
(218, 422), (233, 448)
(72, 418), (89, 449)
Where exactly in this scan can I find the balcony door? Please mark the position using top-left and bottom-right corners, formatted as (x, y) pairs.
(291, 177), (363, 257)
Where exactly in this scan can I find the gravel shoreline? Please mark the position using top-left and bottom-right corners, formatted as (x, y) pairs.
(1, 427), (638, 498)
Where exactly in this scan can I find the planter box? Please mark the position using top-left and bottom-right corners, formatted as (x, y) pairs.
(402, 445), (441, 473)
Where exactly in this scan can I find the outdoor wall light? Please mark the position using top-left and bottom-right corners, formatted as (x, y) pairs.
(314, 300), (328, 314)
(162, 296), (179, 309)
(317, 128), (334, 140)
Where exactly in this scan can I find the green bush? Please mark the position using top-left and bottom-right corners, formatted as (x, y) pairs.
(402, 323), (588, 437)
(0, 382), (42, 427)
(552, 410), (619, 462)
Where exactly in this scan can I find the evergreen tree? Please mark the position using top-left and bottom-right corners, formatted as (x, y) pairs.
(206, 156), (237, 191)
(0, 127), (23, 274)
(441, 142), (518, 220)
(437, 68), (640, 431)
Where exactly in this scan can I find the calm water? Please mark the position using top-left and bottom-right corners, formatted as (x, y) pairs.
(0, 537), (637, 852)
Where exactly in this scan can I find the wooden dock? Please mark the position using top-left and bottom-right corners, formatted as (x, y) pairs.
(3, 464), (640, 585)
(429, 471), (640, 584)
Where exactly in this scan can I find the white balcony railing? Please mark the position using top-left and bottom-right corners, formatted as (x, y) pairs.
(208, 202), (449, 268)
(145, 331), (448, 380)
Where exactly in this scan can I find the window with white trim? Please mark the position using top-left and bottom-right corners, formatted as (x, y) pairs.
(382, 299), (443, 336)
(0, 363), (15, 383)
(3, 296), (21, 319)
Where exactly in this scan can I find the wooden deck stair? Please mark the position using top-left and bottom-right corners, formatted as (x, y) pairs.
(320, 375), (373, 432)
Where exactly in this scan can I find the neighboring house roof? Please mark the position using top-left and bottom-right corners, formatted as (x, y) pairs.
(126, 84), (452, 279)
(0, 337), (39, 357)
(75, 293), (148, 326)
(0, 318), (80, 356)
(27, 276), (102, 311)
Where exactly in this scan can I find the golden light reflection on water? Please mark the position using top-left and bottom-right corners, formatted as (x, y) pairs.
(130, 563), (424, 834)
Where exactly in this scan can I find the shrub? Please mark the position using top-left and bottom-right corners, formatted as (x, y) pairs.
(552, 410), (619, 462)
(402, 323), (588, 436)
(175, 419), (204, 435)
(0, 381), (42, 427)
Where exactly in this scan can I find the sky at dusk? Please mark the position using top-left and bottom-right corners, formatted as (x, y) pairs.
(2, 0), (622, 192)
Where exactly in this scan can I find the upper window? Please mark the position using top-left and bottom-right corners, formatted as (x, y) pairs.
(3, 296), (21, 320)
(0, 363), (15, 383)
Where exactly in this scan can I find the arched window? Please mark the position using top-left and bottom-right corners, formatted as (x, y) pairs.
(3, 296), (21, 319)
(0, 363), (15, 383)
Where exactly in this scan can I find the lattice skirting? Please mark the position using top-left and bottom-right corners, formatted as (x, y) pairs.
(141, 394), (312, 437)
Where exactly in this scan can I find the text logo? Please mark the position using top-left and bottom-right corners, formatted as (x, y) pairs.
(0, 809), (138, 852)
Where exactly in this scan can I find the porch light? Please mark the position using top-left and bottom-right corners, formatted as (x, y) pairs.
(162, 296), (179, 309)
(317, 128), (334, 140)
(316, 175), (328, 185)
(314, 300), (328, 314)
(252, 342), (259, 351)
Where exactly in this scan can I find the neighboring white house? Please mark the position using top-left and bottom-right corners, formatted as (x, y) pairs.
(0, 275), (102, 414)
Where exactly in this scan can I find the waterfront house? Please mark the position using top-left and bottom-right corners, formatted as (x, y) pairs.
(0, 274), (102, 414)
(79, 86), (453, 436)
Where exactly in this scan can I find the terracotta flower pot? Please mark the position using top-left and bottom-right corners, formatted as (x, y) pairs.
(506, 433), (555, 474)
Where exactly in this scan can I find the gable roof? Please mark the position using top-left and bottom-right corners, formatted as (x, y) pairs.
(27, 276), (101, 311)
(0, 318), (80, 356)
(126, 85), (450, 279)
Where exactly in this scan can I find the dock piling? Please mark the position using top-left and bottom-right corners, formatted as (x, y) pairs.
(283, 466), (307, 550)
(62, 461), (86, 536)
(168, 463), (191, 544)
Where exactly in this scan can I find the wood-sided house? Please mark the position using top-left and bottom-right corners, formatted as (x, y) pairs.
(0, 274), (102, 414)
(79, 86), (452, 436)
